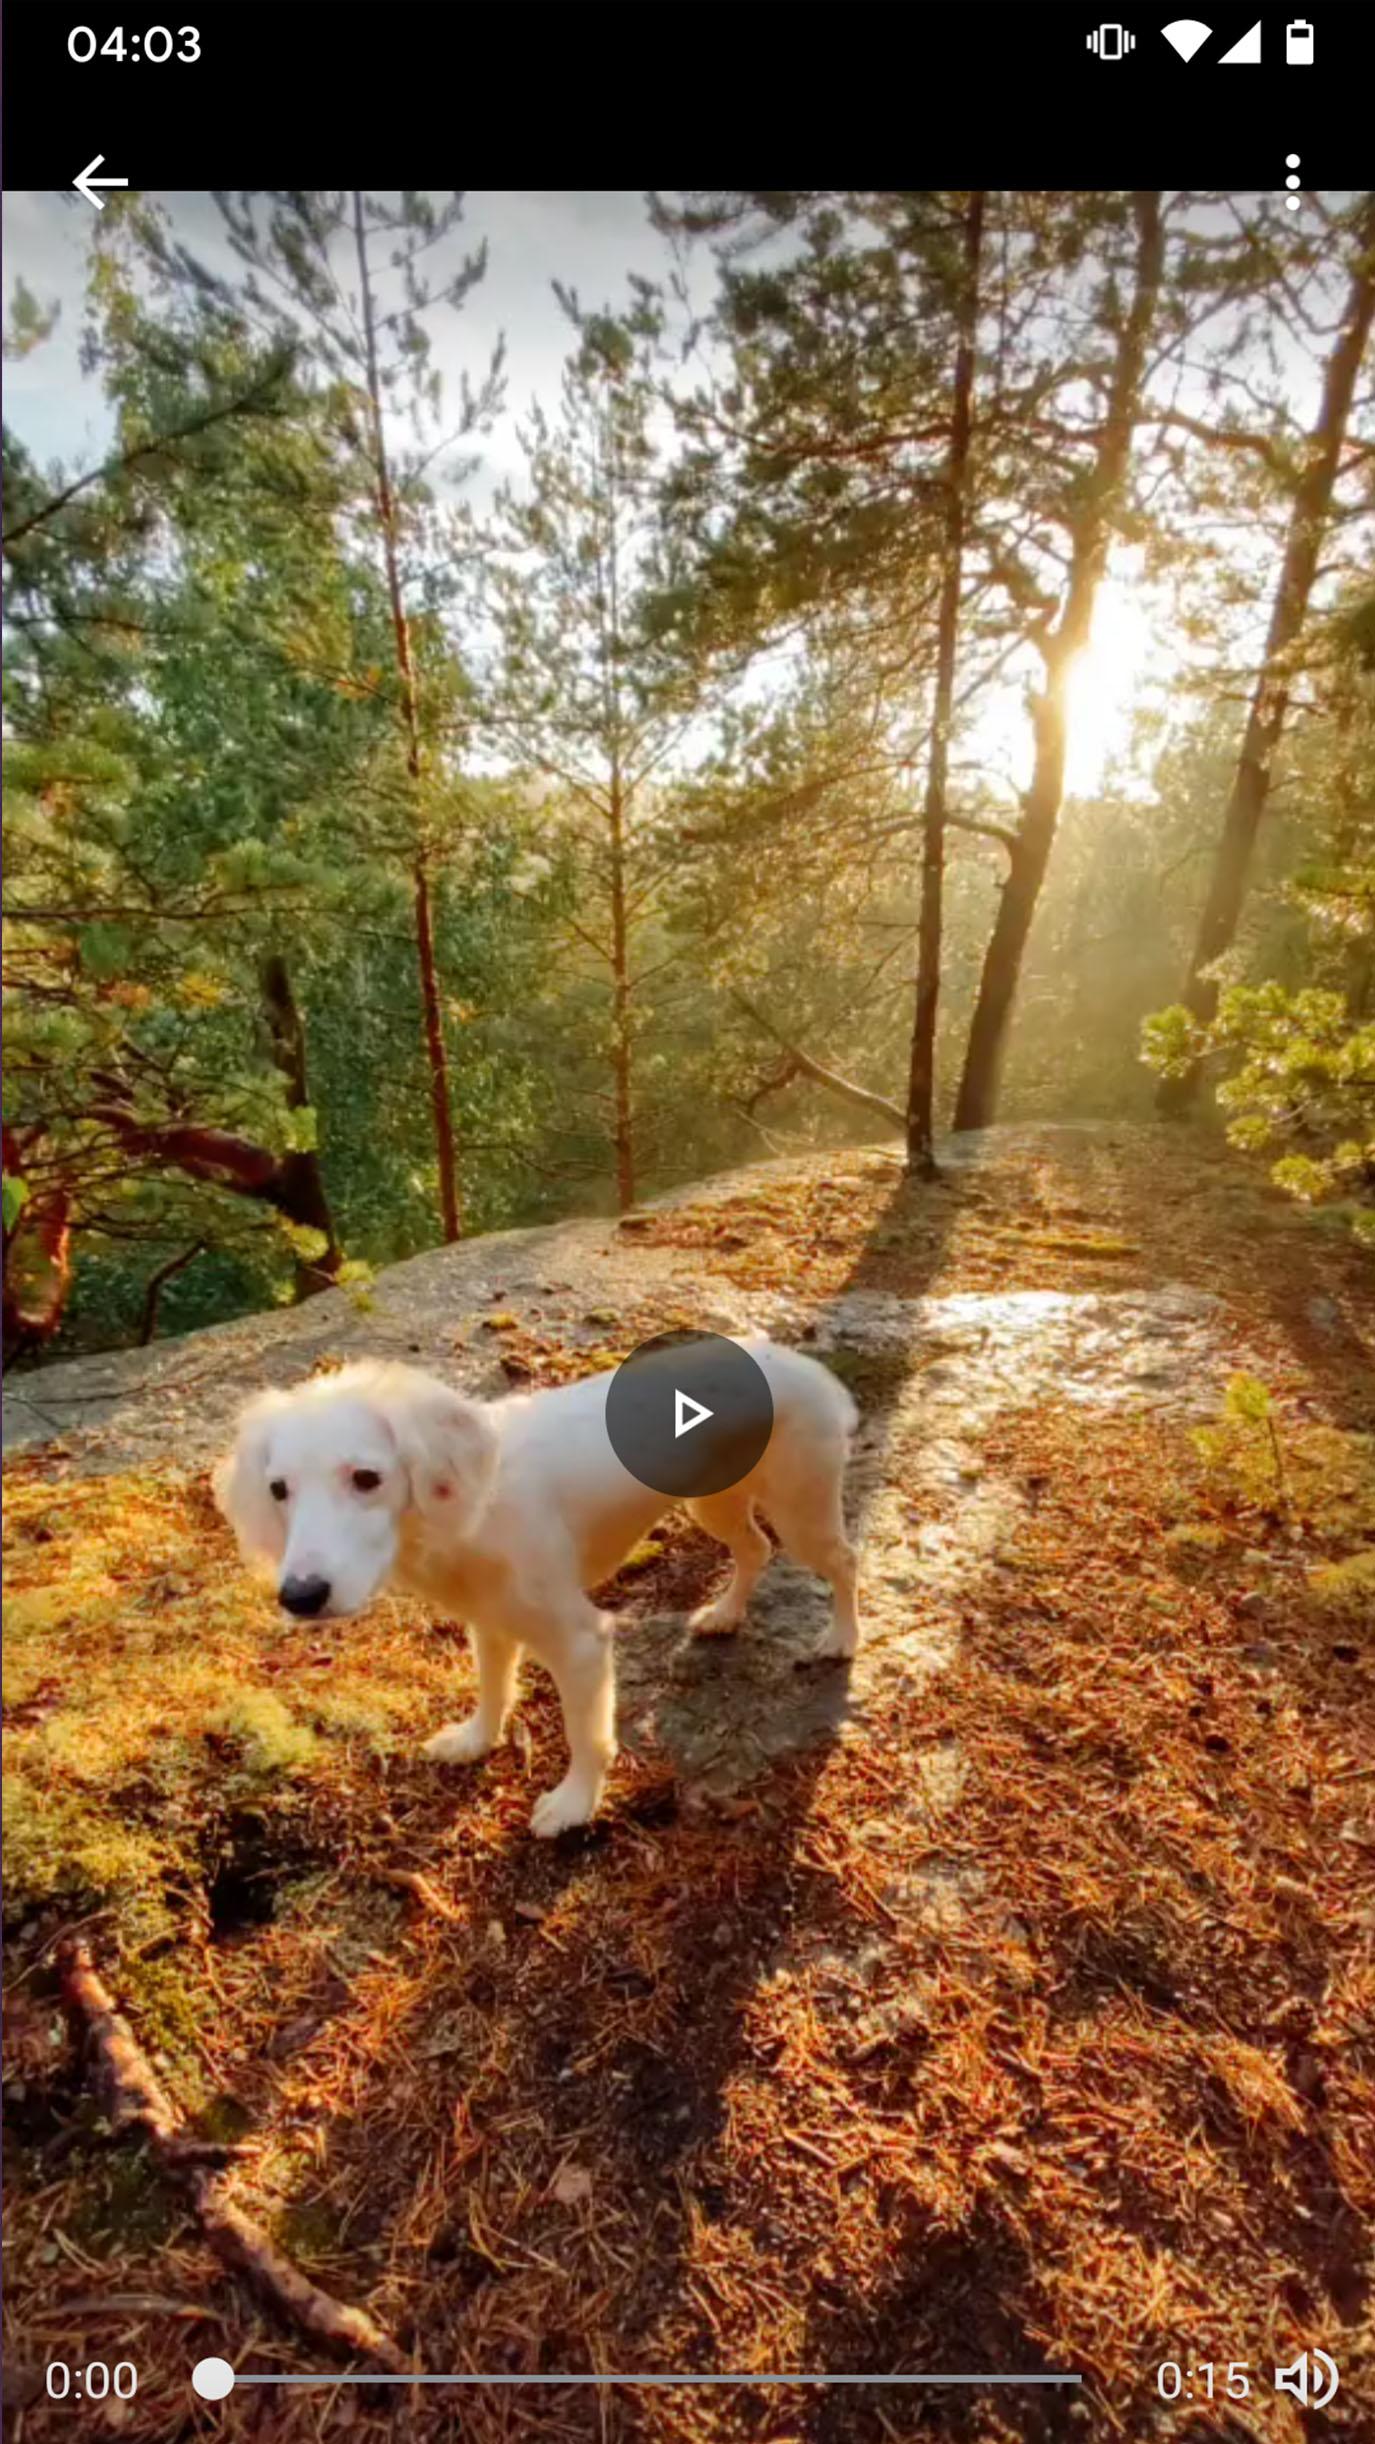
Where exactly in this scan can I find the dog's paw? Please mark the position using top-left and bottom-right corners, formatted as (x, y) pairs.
(529, 1776), (598, 1838)
(689, 1596), (744, 1637)
(813, 1618), (860, 1663)
(424, 1717), (493, 1766)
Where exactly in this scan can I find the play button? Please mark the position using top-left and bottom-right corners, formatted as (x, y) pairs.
(605, 1331), (773, 1500)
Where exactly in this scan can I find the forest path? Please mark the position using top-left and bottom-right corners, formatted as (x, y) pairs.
(5, 1123), (1373, 2443)
(6, 1117), (1363, 1476)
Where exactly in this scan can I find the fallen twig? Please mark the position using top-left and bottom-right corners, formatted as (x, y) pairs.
(376, 1866), (463, 1922)
(30, 2293), (220, 2321)
(58, 1938), (408, 2374)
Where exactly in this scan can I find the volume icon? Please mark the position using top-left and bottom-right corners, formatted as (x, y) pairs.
(1274, 2351), (1339, 2410)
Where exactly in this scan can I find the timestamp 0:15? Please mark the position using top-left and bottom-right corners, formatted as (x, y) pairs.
(1157, 2363), (1252, 2400)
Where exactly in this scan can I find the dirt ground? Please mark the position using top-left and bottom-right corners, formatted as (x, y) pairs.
(3, 1123), (1373, 2442)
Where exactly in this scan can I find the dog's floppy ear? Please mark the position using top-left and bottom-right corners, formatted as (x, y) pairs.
(375, 1372), (498, 1539)
(213, 1389), (290, 1568)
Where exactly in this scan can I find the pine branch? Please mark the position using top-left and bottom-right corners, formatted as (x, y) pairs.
(2, 361), (292, 549)
(947, 812), (1020, 854)
(730, 992), (904, 1130)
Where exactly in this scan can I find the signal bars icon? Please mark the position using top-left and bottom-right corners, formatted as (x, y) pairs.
(1087, 23), (1136, 55)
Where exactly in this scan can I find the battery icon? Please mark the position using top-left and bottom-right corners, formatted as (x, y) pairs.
(1286, 19), (1314, 63)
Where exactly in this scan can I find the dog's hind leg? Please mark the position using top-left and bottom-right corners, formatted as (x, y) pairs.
(685, 1490), (774, 1634)
(424, 1624), (523, 1766)
(766, 1480), (861, 1660)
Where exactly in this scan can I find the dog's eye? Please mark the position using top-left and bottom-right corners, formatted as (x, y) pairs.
(351, 1468), (382, 1493)
(269, 1478), (289, 1503)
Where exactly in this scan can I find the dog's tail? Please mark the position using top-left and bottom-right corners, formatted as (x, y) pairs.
(737, 1333), (860, 1444)
(814, 1355), (860, 1444)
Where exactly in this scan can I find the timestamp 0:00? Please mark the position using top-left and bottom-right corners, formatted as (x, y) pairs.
(1158, 2364), (1252, 2399)
(46, 2364), (139, 2400)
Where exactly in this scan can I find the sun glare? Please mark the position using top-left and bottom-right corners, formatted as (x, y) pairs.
(968, 555), (1162, 810)
(1062, 563), (1159, 795)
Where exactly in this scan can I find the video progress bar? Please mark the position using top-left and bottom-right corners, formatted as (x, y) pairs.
(227, 2372), (1083, 2389)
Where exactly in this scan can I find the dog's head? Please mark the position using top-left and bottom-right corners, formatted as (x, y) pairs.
(213, 1363), (498, 1621)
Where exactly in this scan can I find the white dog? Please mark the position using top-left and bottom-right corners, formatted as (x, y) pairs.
(214, 1341), (860, 1836)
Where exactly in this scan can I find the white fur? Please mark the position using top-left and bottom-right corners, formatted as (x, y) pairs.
(214, 1342), (861, 1836)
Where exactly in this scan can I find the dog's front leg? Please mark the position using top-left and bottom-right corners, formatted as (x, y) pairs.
(529, 1603), (618, 1839)
(424, 1624), (522, 1767)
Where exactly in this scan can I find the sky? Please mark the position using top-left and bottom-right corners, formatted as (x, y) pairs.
(0, 189), (688, 500)
(0, 188), (1339, 803)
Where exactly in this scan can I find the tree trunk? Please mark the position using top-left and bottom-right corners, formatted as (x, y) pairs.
(952, 832), (1046, 1135)
(6, 1082), (345, 1352)
(352, 189), (462, 1241)
(138, 1241), (205, 1345)
(906, 189), (984, 1177)
(1158, 197), (1375, 1116)
(2, 1128), (71, 1361)
(259, 954), (344, 1299)
(955, 191), (1166, 1133)
(607, 770), (635, 1211)
(411, 851), (461, 1241)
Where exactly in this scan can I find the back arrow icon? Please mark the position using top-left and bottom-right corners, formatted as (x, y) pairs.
(75, 155), (130, 211)
(674, 1389), (713, 1439)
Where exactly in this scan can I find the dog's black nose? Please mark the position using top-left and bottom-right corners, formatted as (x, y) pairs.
(279, 1574), (332, 1619)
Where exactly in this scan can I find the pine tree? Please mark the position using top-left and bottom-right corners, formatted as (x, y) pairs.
(656, 191), (1170, 1136)
(908, 192), (984, 1174)
(954, 192), (1165, 1128)
(2, 240), (362, 1347)
(486, 291), (705, 1209)
(1158, 191), (1375, 1114)
(1145, 585), (1375, 1241)
(175, 191), (506, 1238)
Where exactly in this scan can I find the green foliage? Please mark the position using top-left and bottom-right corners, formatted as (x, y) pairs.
(2, 197), (571, 1349)
(212, 1690), (319, 1775)
(3, 275), (60, 358)
(1193, 1376), (1375, 1543)
(482, 284), (712, 1208)
(1193, 1374), (1287, 1509)
(1141, 1003), (1201, 1079)
(1146, 931), (1373, 1254)
(1145, 585), (1375, 1244)
(2, 1771), (170, 1909)
(1307, 1548), (1375, 1623)
(4, 193), (1374, 1360)
(1207, 982), (1375, 1244)
(1163, 1521), (1228, 1580)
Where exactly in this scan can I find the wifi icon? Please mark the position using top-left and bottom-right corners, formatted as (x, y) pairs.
(1162, 18), (1213, 57)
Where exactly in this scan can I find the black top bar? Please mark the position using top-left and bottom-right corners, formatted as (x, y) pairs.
(1, 3), (1367, 192)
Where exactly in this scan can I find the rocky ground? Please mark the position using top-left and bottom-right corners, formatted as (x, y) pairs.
(4, 1123), (1373, 2443)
